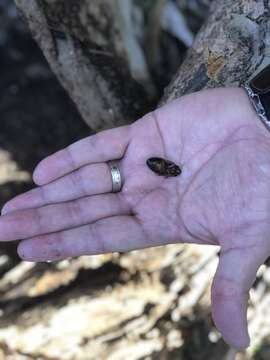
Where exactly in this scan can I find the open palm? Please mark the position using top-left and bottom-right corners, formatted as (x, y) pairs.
(1, 87), (270, 349)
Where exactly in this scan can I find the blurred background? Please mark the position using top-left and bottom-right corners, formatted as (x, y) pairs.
(0, 0), (269, 359)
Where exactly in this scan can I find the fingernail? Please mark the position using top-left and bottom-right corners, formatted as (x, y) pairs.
(1, 205), (9, 216)
(17, 240), (63, 263)
(33, 168), (46, 186)
(17, 241), (43, 262)
(17, 242), (32, 261)
(1, 205), (16, 216)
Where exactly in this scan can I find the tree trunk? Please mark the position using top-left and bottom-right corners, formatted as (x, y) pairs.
(163, 0), (270, 103)
(14, 0), (150, 130)
(15, 0), (270, 116)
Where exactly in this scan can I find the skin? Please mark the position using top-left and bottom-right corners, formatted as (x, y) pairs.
(1, 87), (270, 349)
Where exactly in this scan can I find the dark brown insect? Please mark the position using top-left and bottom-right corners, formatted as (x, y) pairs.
(146, 157), (182, 177)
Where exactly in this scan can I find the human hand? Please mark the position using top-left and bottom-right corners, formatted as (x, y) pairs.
(1, 87), (270, 349)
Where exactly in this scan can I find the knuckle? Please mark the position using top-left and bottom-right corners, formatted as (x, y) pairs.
(34, 208), (46, 234)
(67, 200), (83, 225)
(116, 192), (132, 213)
(72, 168), (87, 195)
(88, 223), (106, 254)
(211, 276), (246, 303)
(66, 146), (77, 168)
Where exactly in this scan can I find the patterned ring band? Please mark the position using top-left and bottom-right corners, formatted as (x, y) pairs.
(107, 161), (122, 193)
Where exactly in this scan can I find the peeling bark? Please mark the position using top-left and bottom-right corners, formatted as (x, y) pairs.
(162, 0), (270, 103)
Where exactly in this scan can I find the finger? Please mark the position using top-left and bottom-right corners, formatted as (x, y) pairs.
(17, 216), (150, 262)
(211, 245), (267, 350)
(0, 194), (130, 242)
(2, 163), (115, 214)
(33, 126), (130, 186)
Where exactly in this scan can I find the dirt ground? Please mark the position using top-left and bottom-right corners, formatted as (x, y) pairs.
(0, 2), (270, 360)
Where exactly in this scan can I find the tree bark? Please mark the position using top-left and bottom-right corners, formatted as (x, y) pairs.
(14, 0), (150, 130)
(162, 0), (270, 103)
(15, 0), (270, 118)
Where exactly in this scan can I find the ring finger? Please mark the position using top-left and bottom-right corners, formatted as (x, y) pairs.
(2, 162), (122, 214)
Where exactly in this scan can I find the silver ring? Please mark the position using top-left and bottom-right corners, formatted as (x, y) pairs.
(108, 161), (122, 193)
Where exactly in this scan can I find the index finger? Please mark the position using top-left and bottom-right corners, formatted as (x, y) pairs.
(33, 125), (130, 186)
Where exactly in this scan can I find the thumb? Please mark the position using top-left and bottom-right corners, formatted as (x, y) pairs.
(211, 245), (267, 350)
